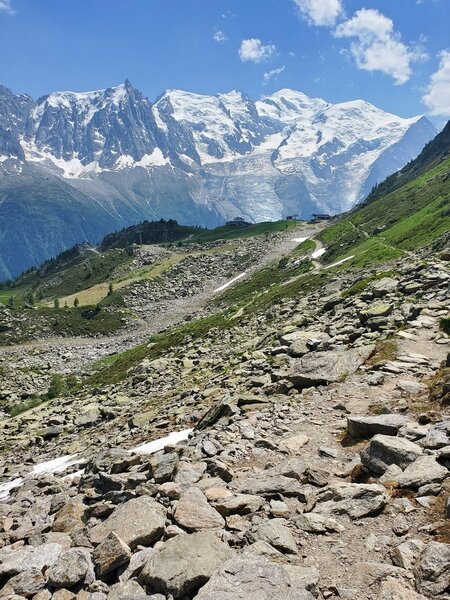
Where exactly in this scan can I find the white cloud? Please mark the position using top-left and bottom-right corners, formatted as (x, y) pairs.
(335, 8), (427, 85)
(239, 38), (276, 63)
(423, 50), (450, 116)
(294, 0), (344, 27)
(0, 0), (14, 14)
(263, 65), (286, 85)
(213, 30), (228, 43)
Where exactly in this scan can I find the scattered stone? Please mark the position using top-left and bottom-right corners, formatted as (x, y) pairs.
(251, 519), (297, 554)
(92, 532), (132, 578)
(415, 541), (450, 596)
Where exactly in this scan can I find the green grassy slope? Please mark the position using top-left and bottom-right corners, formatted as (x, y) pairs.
(187, 220), (301, 243)
(319, 154), (450, 267)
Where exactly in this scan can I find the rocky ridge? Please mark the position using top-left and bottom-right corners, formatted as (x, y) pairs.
(0, 234), (449, 599)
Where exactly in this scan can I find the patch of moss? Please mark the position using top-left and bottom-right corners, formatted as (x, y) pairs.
(366, 339), (398, 367)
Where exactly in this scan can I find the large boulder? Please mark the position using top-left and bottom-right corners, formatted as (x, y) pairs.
(377, 578), (427, 599)
(212, 493), (265, 517)
(251, 519), (297, 554)
(47, 548), (95, 588)
(89, 496), (165, 549)
(415, 541), (450, 596)
(313, 483), (387, 519)
(0, 543), (63, 579)
(396, 456), (448, 490)
(285, 346), (374, 388)
(92, 531), (132, 578)
(107, 579), (147, 600)
(234, 474), (307, 500)
(140, 531), (233, 598)
(0, 569), (47, 597)
(347, 415), (407, 439)
(371, 278), (399, 297)
(174, 487), (225, 531)
(193, 555), (314, 599)
(361, 435), (423, 475)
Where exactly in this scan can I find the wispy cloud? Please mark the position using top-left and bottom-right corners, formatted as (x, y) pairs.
(335, 8), (428, 85)
(213, 30), (228, 43)
(0, 0), (15, 15)
(293, 0), (344, 27)
(263, 65), (286, 85)
(239, 38), (276, 63)
(423, 50), (450, 116)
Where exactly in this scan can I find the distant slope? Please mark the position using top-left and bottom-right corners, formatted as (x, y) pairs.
(319, 121), (450, 267)
(0, 218), (302, 303)
(366, 120), (450, 203)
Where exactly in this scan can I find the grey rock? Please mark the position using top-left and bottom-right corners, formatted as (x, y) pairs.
(213, 493), (265, 517)
(174, 487), (225, 531)
(193, 555), (314, 599)
(285, 346), (375, 388)
(377, 578), (427, 599)
(314, 483), (387, 519)
(107, 579), (147, 600)
(347, 414), (407, 439)
(396, 455), (448, 489)
(415, 541), (450, 596)
(47, 548), (95, 588)
(149, 451), (179, 483)
(140, 531), (233, 598)
(251, 519), (297, 554)
(0, 543), (63, 579)
(89, 496), (165, 549)
(92, 531), (132, 578)
(361, 434), (423, 475)
(392, 539), (425, 570)
(0, 568), (47, 597)
(234, 474), (307, 500)
(372, 277), (398, 297)
(296, 512), (345, 534)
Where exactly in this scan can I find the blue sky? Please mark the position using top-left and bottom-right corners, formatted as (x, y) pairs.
(1, 0), (449, 126)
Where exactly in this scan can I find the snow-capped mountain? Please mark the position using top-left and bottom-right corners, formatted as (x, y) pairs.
(0, 81), (436, 278)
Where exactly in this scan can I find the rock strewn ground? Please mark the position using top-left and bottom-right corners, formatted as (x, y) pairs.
(0, 242), (449, 599)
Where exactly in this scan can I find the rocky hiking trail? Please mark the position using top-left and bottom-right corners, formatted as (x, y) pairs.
(0, 227), (449, 599)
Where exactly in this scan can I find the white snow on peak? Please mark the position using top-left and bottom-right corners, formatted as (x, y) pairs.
(256, 89), (330, 123)
(115, 148), (170, 170)
(155, 89), (245, 164)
